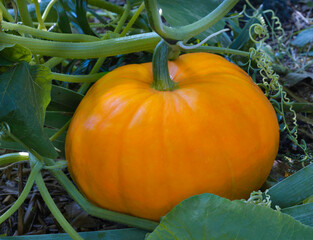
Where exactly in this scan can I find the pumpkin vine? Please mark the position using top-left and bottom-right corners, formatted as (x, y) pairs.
(243, 2), (312, 164)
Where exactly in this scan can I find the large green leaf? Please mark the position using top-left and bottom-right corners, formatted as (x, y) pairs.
(158, 0), (231, 46)
(0, 62), (58, 158)
(147, 193), (313, 240)
(268, 163), (313, 208)
(0, 43), (32, 66)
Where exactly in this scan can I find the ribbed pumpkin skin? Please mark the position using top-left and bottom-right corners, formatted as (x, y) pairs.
(65, 53), (279, 221)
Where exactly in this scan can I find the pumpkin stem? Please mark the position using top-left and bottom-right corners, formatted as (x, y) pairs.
(151, 40), (178, 91)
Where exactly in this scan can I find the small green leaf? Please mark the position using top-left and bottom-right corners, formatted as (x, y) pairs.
(157, 0), (231, 46)
(147, 193), (313, 240)
(0, 62), (58, 158)
(268, 163), (313, 208)
(291, 28), (313, 48)
(0, 43), (32, 66)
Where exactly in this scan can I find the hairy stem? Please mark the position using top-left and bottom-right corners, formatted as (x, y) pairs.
(0, 152), (29, 166)
(0, 1), (14, 22)
(144, 0), (239, 41)
(114, 0), (131, 34)
(2, 21), (100, 42)
(16, 0), (34, 27)
(51, 72), (106, 83)
(120, 2), (145, 37)
(32, 0), (46, 30)
(0, 32), (160, 58)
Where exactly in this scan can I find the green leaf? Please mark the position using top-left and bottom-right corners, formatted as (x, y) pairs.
(229, 17), (258, 50)
(47, 85), (83, 112)
(75, 0), (97, 36)
(291, 28), (313, 47)
(288, 102), (313, 113)
(282, 203), (313, 227)
(45, 111), (72, 129)
(0, 62), (58, 158)
(0, 128), (65, 155)
(54, 1), (72, 33)
(281, 72), (313, 87)
(157, 0), (231, 46)
(268, 163), (313, 208)
(0, 43), (32, 66)
(147, 193), (313, 240)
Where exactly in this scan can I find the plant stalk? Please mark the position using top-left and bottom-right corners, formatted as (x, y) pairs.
(151, 40), (177, 91)
(2, 21), (100, 42)
(144, 0), (239, 41)
(0, 31), (160, 58)
(51, 72), (106, 83)
(16, 0), (34, 27)
(0, 152), (29, 166)
(114, 0), (131, 34)
(0, 1), (14, 22)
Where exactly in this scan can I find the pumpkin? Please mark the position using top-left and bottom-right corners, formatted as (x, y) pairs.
(65, 52), (279, 221)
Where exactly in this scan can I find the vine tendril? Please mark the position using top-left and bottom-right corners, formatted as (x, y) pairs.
(243, 1), (311, 164)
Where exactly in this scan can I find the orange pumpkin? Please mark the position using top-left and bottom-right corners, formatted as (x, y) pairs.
(65, 53), (279, 221)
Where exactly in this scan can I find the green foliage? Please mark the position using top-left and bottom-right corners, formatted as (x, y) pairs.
(0, 43), (32, 67)
(0, 62), (57, 158)
(147, 193), (313, 240)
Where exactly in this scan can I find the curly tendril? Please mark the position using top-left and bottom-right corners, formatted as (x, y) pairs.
(244, 1), (311, 163)
(244, 190), (281, 211)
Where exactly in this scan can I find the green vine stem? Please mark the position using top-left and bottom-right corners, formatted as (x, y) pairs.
(0, 1), (14, 22)
(77, 57), (107, 94)
(0, 152), (29, 166)
(114, 0), (131, 34)
(51, 72), (106, 83)
(2, 21), (100, 42)
(35, 168), (83, 240)
(49, 119), (71, 142)
(43, 157), (159, 231)
(32, 0), (46, 30)
(185, 46), (250, 57)
(151, 40), (177, 91)
(120, 2), (145, 37)
(0, 32), (160, 58)
(42, 57), (64, 68)
(16, 0), (34, 27)
(144, 0), (239, 42)
(88, 0), (149, 31)
(0, 161), (42, 224)
(42, 0), (58, 22)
